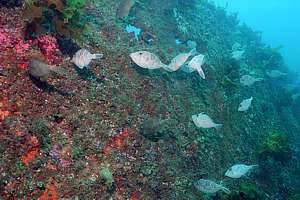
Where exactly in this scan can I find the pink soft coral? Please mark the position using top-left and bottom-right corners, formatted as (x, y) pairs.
(38, 35), (62, 64)
(0, 27), (31, 53)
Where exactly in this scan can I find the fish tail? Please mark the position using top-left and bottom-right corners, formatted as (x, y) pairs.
(93, 53), (104, 59)
(215, 123), (223, 129)
(250, 164), (259, 168)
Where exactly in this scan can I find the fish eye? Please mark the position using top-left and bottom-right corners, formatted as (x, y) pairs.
(139, 52), (142, 55)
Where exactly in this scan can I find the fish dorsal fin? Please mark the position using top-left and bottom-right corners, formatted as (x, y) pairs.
(196, 67), (205, 79)
(189, 48), (197, 55)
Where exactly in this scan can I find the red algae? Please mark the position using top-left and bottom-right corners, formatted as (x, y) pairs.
(21, 147), (39, 165)
(0, 96), (10, 121)
(40, 183), (58, 200)
(21, 135), (40, 165)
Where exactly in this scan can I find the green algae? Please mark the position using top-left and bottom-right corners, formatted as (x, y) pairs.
(29, 119), (51, 153)
(63, 0), (86, 22)
(100, 167), (114, 186)
(257, 129), (291, 161)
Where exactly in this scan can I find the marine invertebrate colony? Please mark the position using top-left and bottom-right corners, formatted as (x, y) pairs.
(37, 35), (62, 64)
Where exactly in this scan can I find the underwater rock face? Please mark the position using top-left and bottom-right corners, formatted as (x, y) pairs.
(1, 0), (299, 199)
(56, 35), (81, 56)
(0, 0), (22, 7)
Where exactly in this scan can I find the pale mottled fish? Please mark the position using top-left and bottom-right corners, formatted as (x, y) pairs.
(130, 51), (168, 69)
(187, 54), (205, 79)
(238, 97), (253, 112)
(192, 113), (222, 129)
(225, 164), (258, 178)
(71, 48), (103, 69)
(266, 70), (287, 78)
(240, 75), (263, 86)
(194, 179), (230, 194)
(232, 50), (244, 60)
(166, 48), (197, 72)
(29, 59), (65, 82)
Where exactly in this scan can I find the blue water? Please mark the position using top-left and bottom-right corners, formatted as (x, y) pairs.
(213, 0), (300, 77)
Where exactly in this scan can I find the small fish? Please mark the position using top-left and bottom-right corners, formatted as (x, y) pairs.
(266, 70), (287, 78)
(240, 75), (263, 86)
(225, 164), (258, 178)
(192, 113), (223, 129)
(238, 97), (253, 112)
(187, 54), (205, 79)
(130, 51), (168, 69)
(29, 59), (65, 82)
(167, 48), (197, 71)
(71, 48), (103, 69)
(232, 50), (244, 60)
(194, 179), (230, 194)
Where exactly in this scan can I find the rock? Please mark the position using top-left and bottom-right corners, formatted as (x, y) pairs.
(0, 0), (22, 7)
(56, 35), (81, 56)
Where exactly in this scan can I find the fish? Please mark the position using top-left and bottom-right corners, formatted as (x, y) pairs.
(194, 179), (230, 194)
(240, 75), (263, 86)
(187, 54), (205, 79)
(166, 48), (197, 71)
(130, 51), (168, 69)
(117, 0), (135, 18)
(225, 164), (258, 178)
(232, 50), (244, 60)
(238, 97), (253, 112)
(71, 48), (103, 69)
(181, 64), (195, 73)
(28, 59), (65, 82)
(192, 113), (223, 129)
(266, 70), (287, 78)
